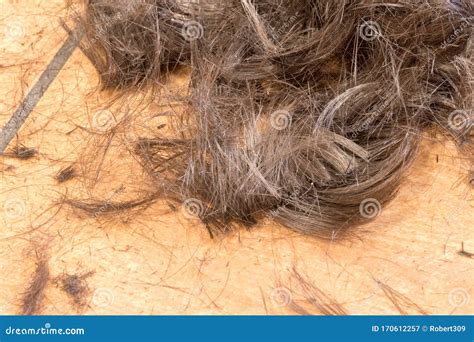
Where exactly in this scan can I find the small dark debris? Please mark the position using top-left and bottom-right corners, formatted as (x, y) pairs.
(458, 242), (474, 259)
(9, 145), (38, 160)
(56, 165), (76, 183)
(55, 271), (94, 310)
(4, 164), (16, 172)
(167, 202), (177, 211)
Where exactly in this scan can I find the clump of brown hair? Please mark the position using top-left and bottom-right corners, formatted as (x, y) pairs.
(69, 0), (473, 238)
(20, 255), (49, 315)
(5, 144), (38, 160)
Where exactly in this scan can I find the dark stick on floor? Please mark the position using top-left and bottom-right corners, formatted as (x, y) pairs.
(0, 26), (83, 154)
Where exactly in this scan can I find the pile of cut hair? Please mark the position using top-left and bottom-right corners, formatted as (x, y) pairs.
(69, 0), (473, 237)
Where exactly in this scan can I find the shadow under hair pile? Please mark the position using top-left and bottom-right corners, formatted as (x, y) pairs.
(68, 0), (473, 238)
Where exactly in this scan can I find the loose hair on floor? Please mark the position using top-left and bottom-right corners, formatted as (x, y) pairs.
(66, 0), (473, 238)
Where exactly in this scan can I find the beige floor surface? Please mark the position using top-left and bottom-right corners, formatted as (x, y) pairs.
(0, 0), (472, 315)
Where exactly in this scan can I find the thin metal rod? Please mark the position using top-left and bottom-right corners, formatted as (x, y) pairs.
(0, 27), (83, 154)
